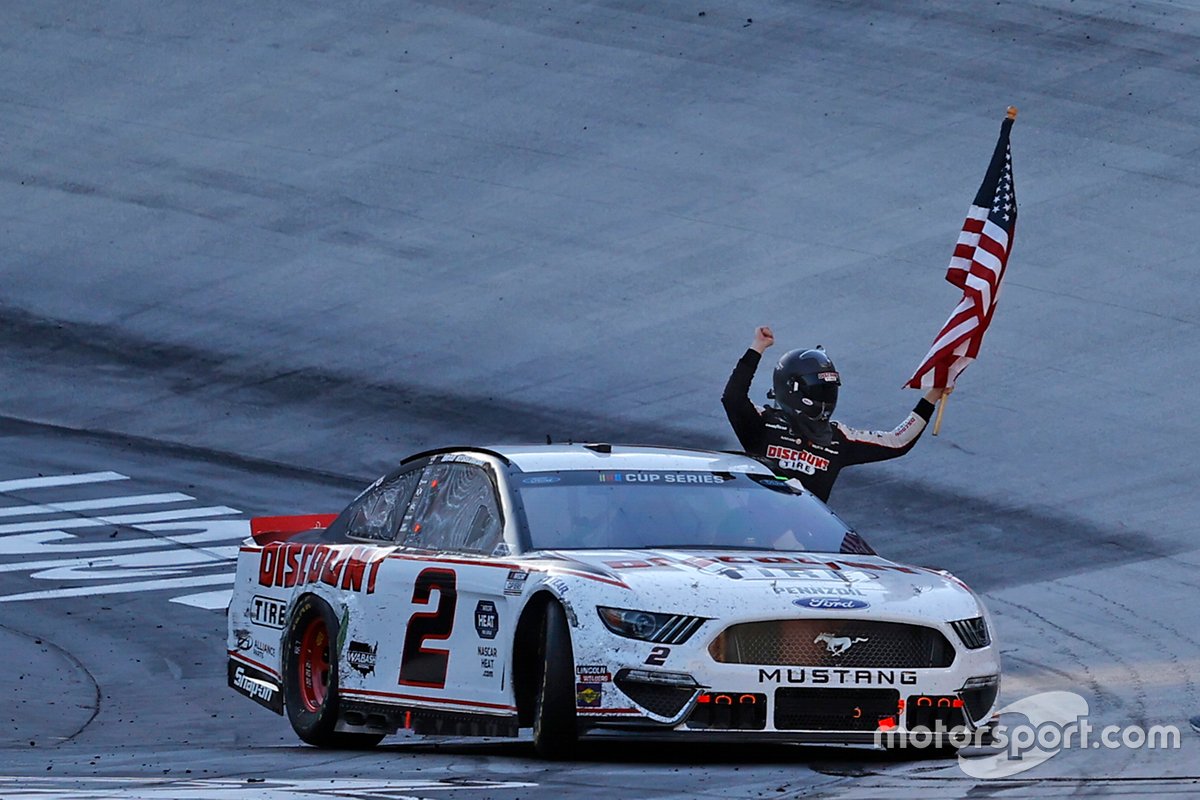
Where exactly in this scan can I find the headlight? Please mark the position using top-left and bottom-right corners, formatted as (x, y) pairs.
(596, 607), (707, 644)
(949, 616), (991, 649)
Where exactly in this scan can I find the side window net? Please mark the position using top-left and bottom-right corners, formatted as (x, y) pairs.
(401, 463), (503, 554)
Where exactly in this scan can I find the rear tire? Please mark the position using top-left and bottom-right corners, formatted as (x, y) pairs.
(283, 595), (383, 749)
(532, 601), (578, 759)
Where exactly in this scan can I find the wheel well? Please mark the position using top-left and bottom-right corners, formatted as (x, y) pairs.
(512, 592), (556, 727)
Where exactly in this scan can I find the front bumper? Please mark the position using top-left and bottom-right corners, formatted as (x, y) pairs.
(577, 664), (1000, 744)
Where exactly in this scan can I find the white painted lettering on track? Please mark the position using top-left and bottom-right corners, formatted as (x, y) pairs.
(0, 470), (248, 608)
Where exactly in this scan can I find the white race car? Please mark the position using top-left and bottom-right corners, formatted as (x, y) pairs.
(227, 444), (999, 756)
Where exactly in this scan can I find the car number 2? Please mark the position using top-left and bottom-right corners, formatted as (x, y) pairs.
(398, 567), (458, 688)
(645, 646), (670, 666)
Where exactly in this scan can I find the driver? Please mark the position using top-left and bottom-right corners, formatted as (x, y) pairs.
(722, 326), (942, 502)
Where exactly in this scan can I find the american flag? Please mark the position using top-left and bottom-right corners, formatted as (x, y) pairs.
(907, 110), (1018, 390)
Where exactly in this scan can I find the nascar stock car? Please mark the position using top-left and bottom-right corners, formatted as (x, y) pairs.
(227, 444), (999, 756)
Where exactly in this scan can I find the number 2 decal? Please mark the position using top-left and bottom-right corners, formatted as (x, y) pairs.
(645, 646), (670, 666)
(398, 567), (458, 688)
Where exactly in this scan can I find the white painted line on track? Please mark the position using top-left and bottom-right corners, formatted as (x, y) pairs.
(0, 519), (247, 555)
(0, 572), (236, 603)
(0, 492), (195, 518)
(0, 471), (129, 492)
(0, 777), (538, 799)
(170, 587), (233, 609)
(0, 506), (241, 535)
(0, 545), (240, 575)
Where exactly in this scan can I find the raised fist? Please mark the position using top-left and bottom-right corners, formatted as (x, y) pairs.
(751, 326), (775, 353)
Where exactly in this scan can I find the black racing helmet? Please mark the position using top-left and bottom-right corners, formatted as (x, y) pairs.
(772, 348), (841, 422)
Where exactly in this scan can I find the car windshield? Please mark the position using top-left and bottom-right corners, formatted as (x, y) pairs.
(515, 470), (872, 554)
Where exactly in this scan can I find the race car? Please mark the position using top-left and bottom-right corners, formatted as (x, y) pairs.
(227, 444), (999, 756)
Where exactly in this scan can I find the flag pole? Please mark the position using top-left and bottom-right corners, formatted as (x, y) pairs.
(933, 387), (952, 436)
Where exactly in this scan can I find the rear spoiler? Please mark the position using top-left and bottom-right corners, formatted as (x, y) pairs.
(249, 514), (338, 546)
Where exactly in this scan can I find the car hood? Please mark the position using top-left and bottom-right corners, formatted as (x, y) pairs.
(534, 548), (983, 622)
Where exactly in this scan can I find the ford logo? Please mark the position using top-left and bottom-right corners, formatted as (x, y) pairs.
(793, 597), (870, 610)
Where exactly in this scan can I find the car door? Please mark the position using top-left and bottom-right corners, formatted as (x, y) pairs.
(347, 456), (520, 717)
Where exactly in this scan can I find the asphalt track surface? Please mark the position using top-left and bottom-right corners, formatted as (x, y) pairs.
(3, 1), (1200, 797)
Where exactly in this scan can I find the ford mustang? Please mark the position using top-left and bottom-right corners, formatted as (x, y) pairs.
(226, 444), (999, 756)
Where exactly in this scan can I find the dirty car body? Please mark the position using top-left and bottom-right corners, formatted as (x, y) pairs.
(226, 444), (1000, 753)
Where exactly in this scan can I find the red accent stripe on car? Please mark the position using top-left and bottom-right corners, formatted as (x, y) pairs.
(547, 568), (630, 589)
(383, 553), (522, 570)
(228, 650), (281, 681)
(339, 687), (517, 712)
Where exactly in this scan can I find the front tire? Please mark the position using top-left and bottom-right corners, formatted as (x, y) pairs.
(532, 601), (578, 759)
(283, 595), (383, 749)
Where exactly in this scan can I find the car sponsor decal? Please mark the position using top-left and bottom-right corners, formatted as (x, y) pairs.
(596, 472), (731, 484)
(757, 667), (918, 686)
(793, 596), (871, 610)
(257, 544), (385, 594)
(772, 585), (866, 596)
(250, 595), (287, 628)
(600, 552), (915, 578)
(503, 569), (529, 596)
(478, 645), (497, 678)
(472, 600), (499, 640)
(576, 665), (612, 683)
(347, 641), (378, 676)
(576, 683), (603, 708)
(227, 660), (284, 714)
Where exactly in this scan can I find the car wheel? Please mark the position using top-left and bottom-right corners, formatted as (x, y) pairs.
(532, 600), (578, 759)
(283, 594), (383, 749)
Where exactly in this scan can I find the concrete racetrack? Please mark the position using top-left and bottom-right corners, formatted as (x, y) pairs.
(3, 1), (1199, 797)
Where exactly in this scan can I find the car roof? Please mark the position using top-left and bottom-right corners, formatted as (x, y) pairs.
(480, 443), (775, 474)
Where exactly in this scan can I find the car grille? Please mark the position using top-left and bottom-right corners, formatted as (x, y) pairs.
(949, 617), (990, 649)
(709, 619), (955, 668)
(774, 688), (900, 731)
(612, 675), (696, 719)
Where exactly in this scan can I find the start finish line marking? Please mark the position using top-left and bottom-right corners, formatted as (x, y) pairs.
(0, 469), (249, 609)
(0, 777), (538, 799)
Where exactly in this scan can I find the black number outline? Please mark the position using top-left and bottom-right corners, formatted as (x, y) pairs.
(398, 567), (458, 688)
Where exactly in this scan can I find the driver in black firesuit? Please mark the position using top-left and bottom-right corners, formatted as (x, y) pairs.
(722, 326), (942, 502)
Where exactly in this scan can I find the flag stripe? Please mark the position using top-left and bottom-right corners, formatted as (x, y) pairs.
(907, 116), (1016, 390)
